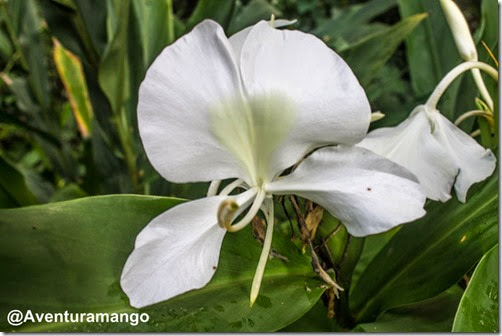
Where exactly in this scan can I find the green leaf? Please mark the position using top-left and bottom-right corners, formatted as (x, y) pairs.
(351, 173), (498, 322)
(98, 0), (130, 116)
(280, 300), (341, 332)
(41, 0), (107, 67)
(342, 13), (427, 86)
(187, 0), (236, 31)
(131, 0), (175, 70)
(0, 155), (39, 208)
(0, 29), (13, 61)
(15, 0), (51, 111)
(53, 38), (94, 138)
(355, 286), (464, 332)
(49, 183), (88, 202)
(350, 226), (399, 292)
(228, 0), (281, 34)
(0, 195), (323, 332)
(452, 244), (498, 332)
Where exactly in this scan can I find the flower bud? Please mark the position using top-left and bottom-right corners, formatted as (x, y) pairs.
(440, 0), (478, 61)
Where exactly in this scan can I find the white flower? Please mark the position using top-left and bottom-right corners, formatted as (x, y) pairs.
(358, 105), (496, 203)
(120, 20), (426, 309)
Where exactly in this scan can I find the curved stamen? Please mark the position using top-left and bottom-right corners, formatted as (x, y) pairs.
(219, 189), (266, 233)
(207, 180), (222, 197)
(219, 178), (245, 196)
(250, 196), (274, 307)
(454, 110), (493, 126)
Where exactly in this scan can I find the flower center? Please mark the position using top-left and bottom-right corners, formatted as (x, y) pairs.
(210, 92), (297, 187)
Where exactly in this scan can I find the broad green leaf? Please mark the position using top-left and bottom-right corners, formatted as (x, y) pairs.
(342, 13), (427, 86)
(355, 286), (464, 332)
(452, 244), (498, 332)
(351, 173), (498, 322)
(187, 0), (236, 31)
(0, 195), (324, 332)
(0, 155), (38, 208)
(228, 0), (281, 34)
(53, 38), (93, 138)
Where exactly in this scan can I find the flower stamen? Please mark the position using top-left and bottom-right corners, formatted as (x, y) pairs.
(250, 196), (274, 307)
(217, 200), (239, 229)
(218, 189), (267, 232)
(219, 178), (245, 196)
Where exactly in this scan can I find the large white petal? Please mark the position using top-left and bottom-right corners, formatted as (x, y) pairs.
(138, 20), (245, 183)
(358, 107), (458, 202)
(265, 146), (426, 237)
(433, 113), (496, 202)
(121, 189), (256, 308)
(239, 21), (371, 180)
(228, 19), (296, 63)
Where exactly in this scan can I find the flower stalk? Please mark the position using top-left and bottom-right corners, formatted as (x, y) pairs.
(425, 61), (498, 111)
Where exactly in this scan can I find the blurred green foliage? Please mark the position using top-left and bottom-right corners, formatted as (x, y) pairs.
(0, 0), (498, 332)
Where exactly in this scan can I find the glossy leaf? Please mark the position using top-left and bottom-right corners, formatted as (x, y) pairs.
(53, 38), (93, 138)
(342, 13), (427, 86)
(0, 195), (324, 332)
(355, 286), (464, 332)
(452, 244), (498, 332)
(352, 173), (498, 322)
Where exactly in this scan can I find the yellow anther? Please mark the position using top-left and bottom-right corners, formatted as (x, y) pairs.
(217, 200), (239, 229)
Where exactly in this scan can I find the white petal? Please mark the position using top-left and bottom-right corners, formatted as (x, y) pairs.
(121, 189), (256, 308)
(239, 21), (371, 179)
(138, 20), (244, 183)
(433, 113), (496, 202)
(266, 146), (426, 237)
(228, 19), (296, 62)
(358, 107), (458, 202)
